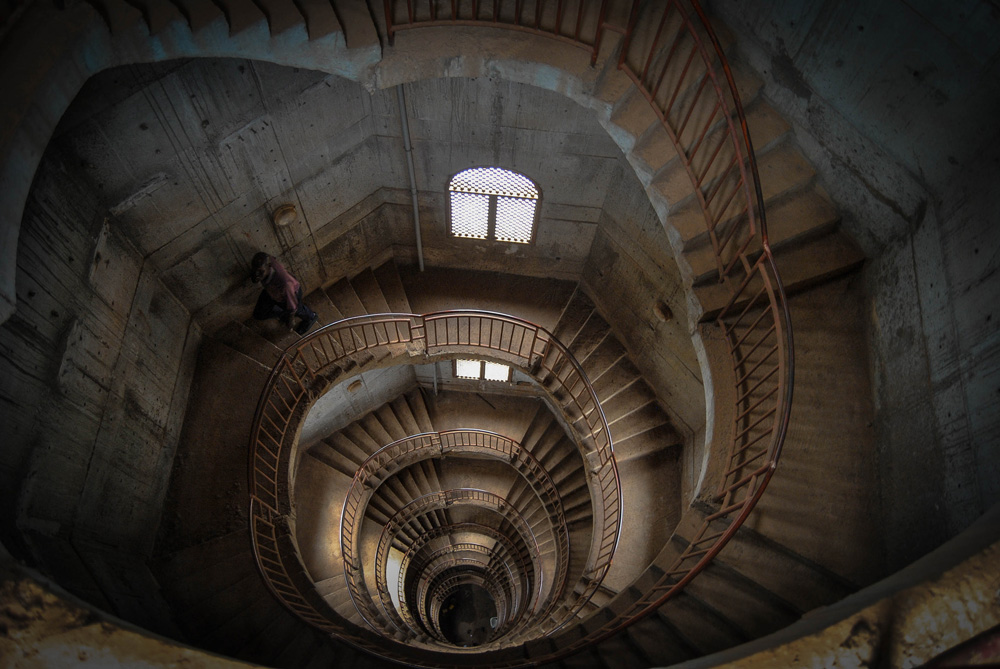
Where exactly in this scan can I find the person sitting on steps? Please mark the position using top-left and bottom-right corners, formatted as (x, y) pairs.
(250, 251), (318, 335)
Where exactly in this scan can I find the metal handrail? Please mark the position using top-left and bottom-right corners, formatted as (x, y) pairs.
(380, 0), (793, 665)
(248, 310), (622, 657)
(338, 429), (570, 639)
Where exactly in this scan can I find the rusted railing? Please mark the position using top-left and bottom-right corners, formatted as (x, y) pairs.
(339, 429), (569, 640)
(249, 310), (620, 662)
(382, 0), (793, 663)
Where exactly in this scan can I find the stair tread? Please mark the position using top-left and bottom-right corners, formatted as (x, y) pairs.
(352, 267), (393, 315)
(130, 0), (185, 35)
(326, 278), (368, 318)
(253, 0), (305, 36)
(171, 0), (224, 31)
(553, 287), (595, 346)
(373, 261), (413, 313)
(296, 0), (342, 40)
(214, 0), (266, 35)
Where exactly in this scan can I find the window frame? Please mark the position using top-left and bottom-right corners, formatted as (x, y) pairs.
(447, 167), (541, 245)
(452, 359), (512, 383)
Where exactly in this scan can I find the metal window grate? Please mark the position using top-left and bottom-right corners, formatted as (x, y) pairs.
(455, 359), (481, 379)
(450, 167), (538, 198)
(450, 191), (490, 239)
(449, 167), (538, 243)
(495, 196), (535, 244)
(454, 359), (511, 381)
(483, 361), (511, 381)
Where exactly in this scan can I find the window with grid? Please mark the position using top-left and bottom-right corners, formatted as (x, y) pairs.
(449, 167), (539, 244)
(454, 359), (512, 382)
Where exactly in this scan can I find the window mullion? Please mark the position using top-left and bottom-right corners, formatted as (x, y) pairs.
(488, 195), (498, 240)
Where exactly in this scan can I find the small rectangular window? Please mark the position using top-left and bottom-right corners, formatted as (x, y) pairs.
(483, 361), (512, 382)
(449, 167), (538, 243)
(495, 196), (535, 243)
(453, 359), (511, 382)
(455, 359), (482, 379)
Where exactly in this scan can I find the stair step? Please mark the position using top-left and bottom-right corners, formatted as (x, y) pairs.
(625, 614), (698, 667)
(608, 84), (663, 154)
(391, 394), (422, 435)
(172, 0), (224, 31)
(129, 0), (185, 35)
(296, 0), (341, 40)
(656, 591), (747, 655)
(682, 556), (799, 640)
(200, 588), (278, 655)
(235, 604), (302, 663)
(305, 444), (356, 480)
(334, 0), (380, 49)
(272, 626), (325, 668)
(552, 286), (595, 346)
(343, 423), (381, 455)
(693, 228), (865, 317)
(667, 141), (817, 246)
(213, 0), (266, 35)
(326, 278), (368, 318)
(576, 333), (627, 384)
(373, 261), (413, 313)
(406, 389), (435, 433)
(567, 313), (611, 366)
(352, 267), (393, 315)
(376, 403), (409, 442)
(608, 402), (668, 443)
(327, 432), (369, 470)
(598, 378), (657, 424)
(360, 412), (393, 446)
(155, 530), (251, 584)
(679, 503), (856, 615)
(302, 285), (341, 329)
(85, 0), (143, 33)
(213, 321), (283, 369)
(253, 0), (305, 36)
(590, 357), (641, 404)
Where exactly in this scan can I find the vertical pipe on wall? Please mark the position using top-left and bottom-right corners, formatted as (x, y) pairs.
(396, 84), (424, 272)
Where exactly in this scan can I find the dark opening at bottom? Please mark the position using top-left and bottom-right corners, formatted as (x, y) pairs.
(438, 583), (498, 647)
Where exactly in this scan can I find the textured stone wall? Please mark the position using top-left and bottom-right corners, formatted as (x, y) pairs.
(0, 148), (199, 631)
(710, 0), (1000, 570)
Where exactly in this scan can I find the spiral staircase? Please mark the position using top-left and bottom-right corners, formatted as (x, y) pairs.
(0, 0), (917, 668)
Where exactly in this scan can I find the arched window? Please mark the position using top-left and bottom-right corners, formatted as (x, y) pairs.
(448, 167), (539, 244)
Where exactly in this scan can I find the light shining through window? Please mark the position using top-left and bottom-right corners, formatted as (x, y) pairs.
(449, 167), (538, 244)
(454, 359), (511, 382)
(455, 359), (482, 379)
(483, 362), (511, 382)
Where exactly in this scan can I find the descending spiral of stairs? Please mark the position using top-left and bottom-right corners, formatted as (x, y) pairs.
(0, 0), (896, 667)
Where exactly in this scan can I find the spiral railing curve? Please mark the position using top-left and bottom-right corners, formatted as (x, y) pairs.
(248, 310), (621, 665)
(246, 0), (793, 663)
(381, 0), (795, 661)
(339, 429), (570, 643)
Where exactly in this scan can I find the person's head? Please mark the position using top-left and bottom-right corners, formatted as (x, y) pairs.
(251, 252), (271, 283)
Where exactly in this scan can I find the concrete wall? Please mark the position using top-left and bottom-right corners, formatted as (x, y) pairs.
(583, 166), (705, 440)
(710, 0), (1000, 569)
(0, 146), (199, 630)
